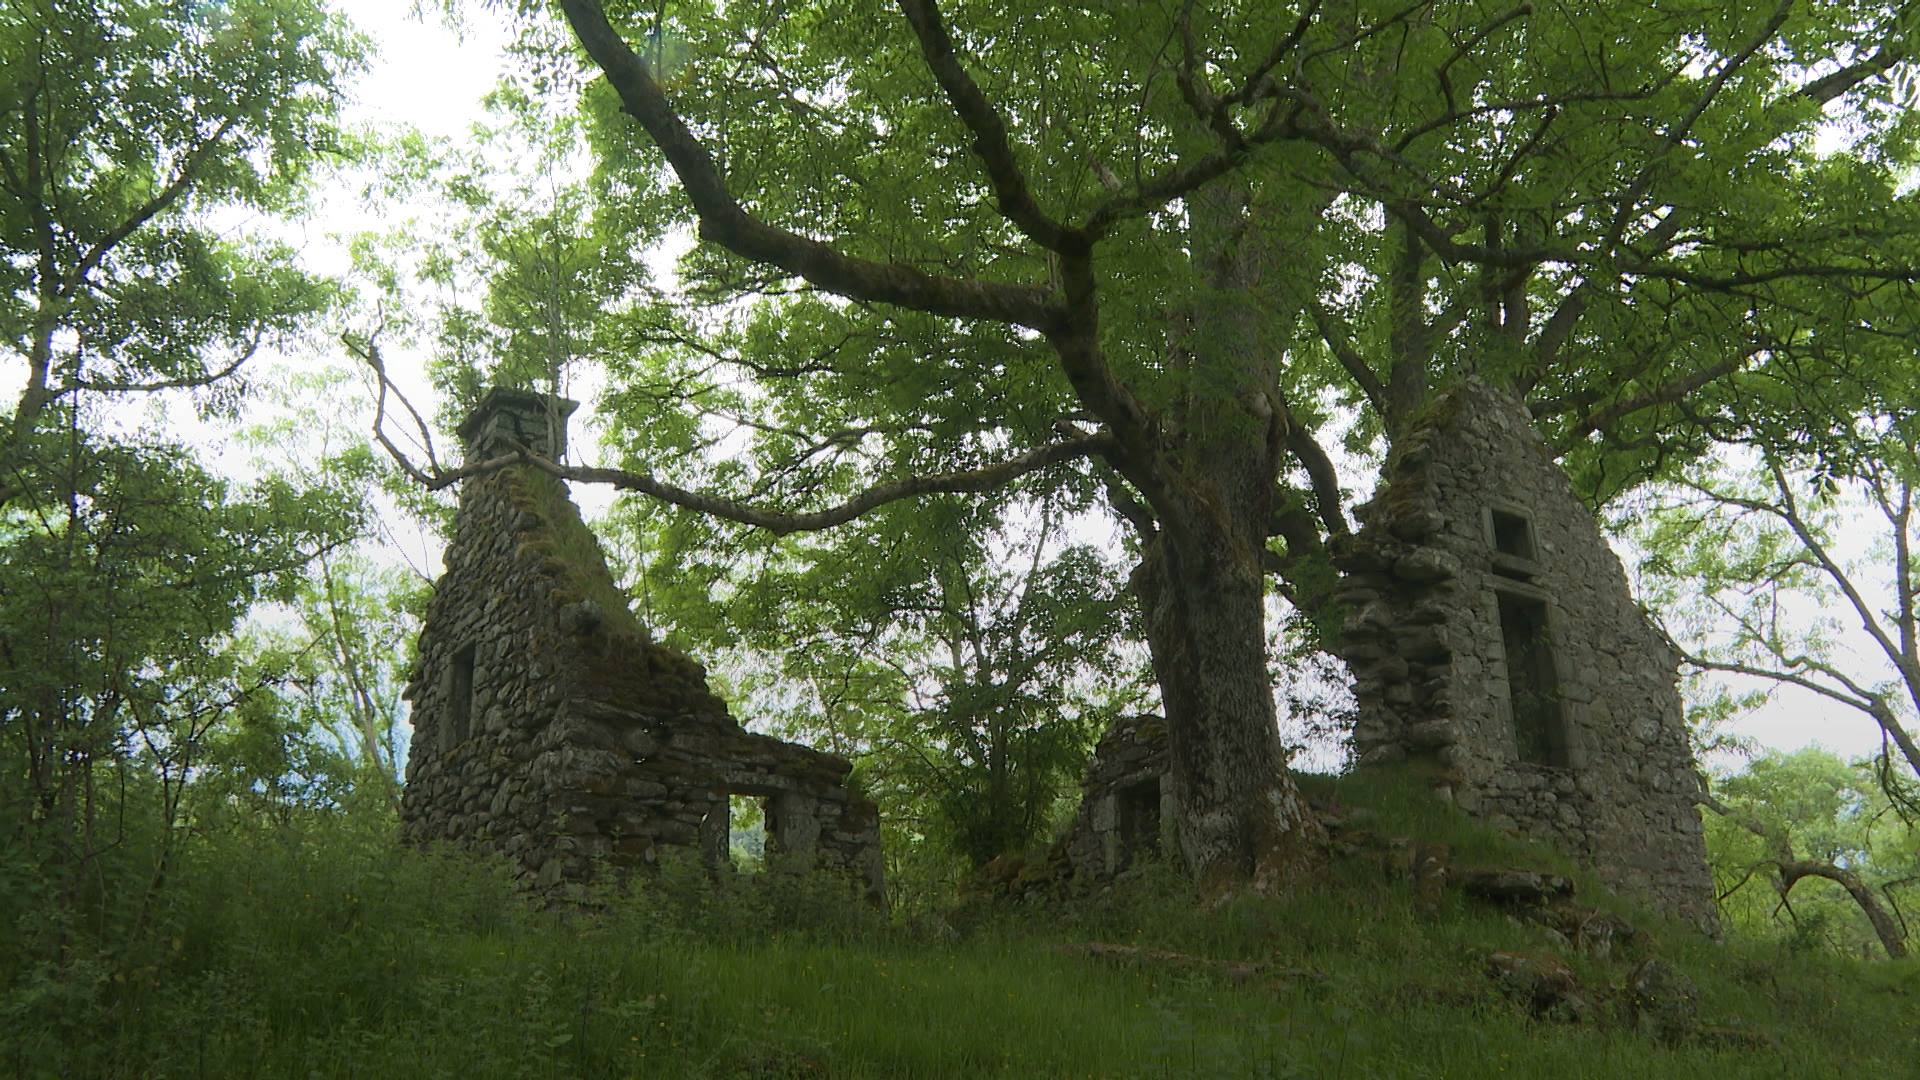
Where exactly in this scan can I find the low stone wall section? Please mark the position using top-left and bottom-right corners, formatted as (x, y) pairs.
(1059, 714), (1172, 883)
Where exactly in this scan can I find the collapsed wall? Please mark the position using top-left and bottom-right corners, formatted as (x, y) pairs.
(1331, 380), (1714, 930)
(399, 388), (884, 901)
(1059, 714), (1171, 882)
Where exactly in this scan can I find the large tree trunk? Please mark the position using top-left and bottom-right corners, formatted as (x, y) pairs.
(1113, 176), (1327, 895)
(1134, 524), (1326, 896)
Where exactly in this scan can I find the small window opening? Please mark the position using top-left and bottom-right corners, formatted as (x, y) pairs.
(729, 793), (770, 873)
(1117, 778), (1162, 867)
(1497, 592), (1567, 767)
(1490, 507), (1537, 560)
(446, 643), (477, 751)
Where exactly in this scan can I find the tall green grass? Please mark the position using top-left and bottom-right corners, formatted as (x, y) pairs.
(3, 781), (1915, 1078)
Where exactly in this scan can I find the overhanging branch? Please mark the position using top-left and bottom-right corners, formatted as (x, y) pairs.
(557, 0), (1067, 332)
(896, 0), (1083, 253)
(354, 335), (1112, 536)
(431, 437), (1114, 536)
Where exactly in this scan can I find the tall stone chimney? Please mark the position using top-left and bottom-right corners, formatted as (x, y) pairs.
(456, 386), (579, 462)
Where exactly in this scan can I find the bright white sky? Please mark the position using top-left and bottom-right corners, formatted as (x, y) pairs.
(309, 2), (1900, 769)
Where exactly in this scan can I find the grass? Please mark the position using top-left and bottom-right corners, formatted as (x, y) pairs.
(5, 774), (1917, 1079)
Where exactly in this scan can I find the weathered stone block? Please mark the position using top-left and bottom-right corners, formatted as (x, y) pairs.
(1402, 720), (1458, 750)
(1393, 549), (1461, 583)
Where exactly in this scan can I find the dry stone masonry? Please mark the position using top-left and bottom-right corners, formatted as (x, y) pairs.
(399, 388), (884, 900)
(1055, 382), (1714, 933)
(1331, 380), (1714, 930)
(1060, 714), (1171, 882)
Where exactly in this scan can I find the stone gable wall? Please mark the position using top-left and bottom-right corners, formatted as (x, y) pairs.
(401, 447), (882, 900)
(400, 467), (581, 880)
(1333, 381), (1714, 930)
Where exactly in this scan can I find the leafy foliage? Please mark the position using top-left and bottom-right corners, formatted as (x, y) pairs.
(0, 0), (362, 442)
(612, 493), (1147, 880)
(1705, 749), (1920, 958)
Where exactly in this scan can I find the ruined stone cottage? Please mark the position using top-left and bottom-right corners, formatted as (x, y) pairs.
(1331, 381), (1714, 929)
(1058, 713), (1172, 883)
(398, 388), (884, 900)
(1063, 381), (1716, 931)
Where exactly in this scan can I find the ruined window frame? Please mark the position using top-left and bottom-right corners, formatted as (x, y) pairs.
(1484, 502), (1542, 581)
(445, 642), (478, 751)
(1487, 581), (1574, 770)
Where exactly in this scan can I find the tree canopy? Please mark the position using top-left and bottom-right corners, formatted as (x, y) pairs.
(369, 0), (1919, 890)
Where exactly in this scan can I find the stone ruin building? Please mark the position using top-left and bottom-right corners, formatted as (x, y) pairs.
(1058, 714), (1172, 883)
(1061, 381), (1716, 931)
(398, 388), (884, 901)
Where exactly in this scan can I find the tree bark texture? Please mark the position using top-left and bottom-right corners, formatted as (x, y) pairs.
(1134, 533), (1325, 894)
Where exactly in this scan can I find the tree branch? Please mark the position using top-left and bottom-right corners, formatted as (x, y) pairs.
(1548, 351), (1754, 450)
(358, 337), (1113, 536)
(895, 0), (1083, 253)
(450, 436), (1113, 536)
(67, 329), (264, 397)
(1797, 46), (1908, 106)
(557, 0), (1067, 332)
(1599, 0), (1793, 258)
(1275, 395), (1351, 540)
(1696, 790), (1908, 959)
(69, 116), (241, 289)
(1304, 297), (1387, 416)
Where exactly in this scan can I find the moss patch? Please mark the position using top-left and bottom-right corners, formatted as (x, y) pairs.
(503, 468), (650, 641)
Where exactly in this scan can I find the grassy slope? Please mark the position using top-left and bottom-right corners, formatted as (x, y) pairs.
(8, 772), (1916, 1079)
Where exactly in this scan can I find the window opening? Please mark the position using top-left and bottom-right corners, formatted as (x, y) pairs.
(446, 643), (477, 750)
(1490, 508), (1536, 559)
(1497, 592), (1567, 767)
(1117, 778), (1161, 867)
(729, 793), (770, 873)
(1489, 507), (1540, 580)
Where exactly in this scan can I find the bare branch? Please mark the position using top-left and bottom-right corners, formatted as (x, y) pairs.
(430, 436), (1113, 536)
(1673, 641), (1880, 716)
(1759, 458), (1920, 702)
(1633, 261), (1920, 290)
(357, 337), (1114, 536)
(1531, 215), (1688, 372)
(346, 333), (449, 486)
(1095, 463), (1157, 539)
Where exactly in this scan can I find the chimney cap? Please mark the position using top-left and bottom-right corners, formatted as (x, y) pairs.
(456, 386), (579, 445)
